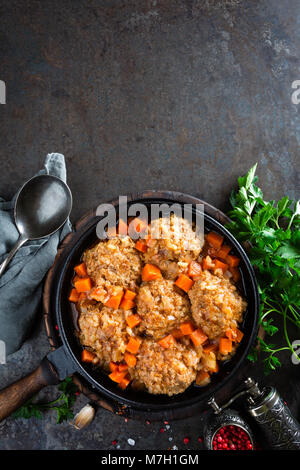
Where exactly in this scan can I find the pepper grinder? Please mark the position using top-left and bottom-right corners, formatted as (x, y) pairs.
(204, 377), (300, 450)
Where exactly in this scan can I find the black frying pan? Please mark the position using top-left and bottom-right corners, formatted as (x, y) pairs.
(0, 193), (259, 421)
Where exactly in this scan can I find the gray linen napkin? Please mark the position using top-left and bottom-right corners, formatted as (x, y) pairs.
(0, 153), (72, 356)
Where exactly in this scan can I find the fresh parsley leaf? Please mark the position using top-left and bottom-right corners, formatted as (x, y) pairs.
(227, 164), (300, 374)
(12, 378), (77, 423)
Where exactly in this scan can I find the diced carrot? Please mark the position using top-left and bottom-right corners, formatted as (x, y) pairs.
(124, 290), (137, 301)
(195, 371), (210, 386)
(158, 334), (176, 349)
(135, 239), (148, 253)
(214, 259), (228, 273)
(120, 298), (135, 310)
(124, 352), (137, 367)
(190, 328), (208, 347)
(171, 328), (184, 339)
(232, 328), (244, 343)
(69, 288), (79, 303)
(227, 254), (240, 268)
(74, 277), (92, 293)
(175, 274), (194, 292)
(73, 275), (80, 284)
(109, 361), (119, 372)
(82, 349), (96, 363)
(109, 370), (128, 383)
(206, 231), (224, 249)
(141, 263), (162, 281)
(126, 314), (142, 328)
(126, 337), (142, 354)
(105, 289), (124, 309)
(203, 343), (218, 354)
(118, 363), (128, 372)
(235, 328), (244, 343)
(188, 261), (202, 278)
(230, 267), (241, 283)
(180, 321), (195, 335)
(217, 244), (231, 260)
(219, 337), (232, 355)
(118, 376), (131, 390)
(74, 262), (88, 278)
(118, 218), (128, 236)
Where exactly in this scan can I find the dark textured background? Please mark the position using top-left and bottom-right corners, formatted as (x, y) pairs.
(0, 0), (299, 450)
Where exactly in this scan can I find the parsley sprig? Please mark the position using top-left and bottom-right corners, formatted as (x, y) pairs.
(12, 377), (77, 423)
(227, 164), (300, 374)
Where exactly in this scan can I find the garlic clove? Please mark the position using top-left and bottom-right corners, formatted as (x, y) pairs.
(71, 404), (95, 430)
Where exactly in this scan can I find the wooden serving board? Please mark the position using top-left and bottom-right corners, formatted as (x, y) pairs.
(43, 191), (230, 421)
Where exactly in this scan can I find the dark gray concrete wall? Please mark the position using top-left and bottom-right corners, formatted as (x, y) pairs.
(0, 0), (299, 450)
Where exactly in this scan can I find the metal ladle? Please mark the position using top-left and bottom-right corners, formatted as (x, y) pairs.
(0, 174), (72, 278)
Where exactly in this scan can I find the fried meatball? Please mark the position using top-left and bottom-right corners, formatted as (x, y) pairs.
(143, 214), (203, 279)
(133, 339), (200, 395)
(78, 301), (129, 368)
(136, 279), (191, 339)
(188, 269), (247, 340)
(83, 235), (142, 293)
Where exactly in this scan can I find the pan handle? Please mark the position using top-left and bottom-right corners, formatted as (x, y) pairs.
(0, 357), (60, 422)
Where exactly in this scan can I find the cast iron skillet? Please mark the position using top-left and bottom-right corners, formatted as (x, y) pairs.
(0, 195), (259, 421)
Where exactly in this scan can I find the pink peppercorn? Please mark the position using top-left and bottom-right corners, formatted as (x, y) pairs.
(160, 428), (165, 433)
(212, 425), (253, 451)
(112, 440), (117, 446)
(183, 437), (189, 444)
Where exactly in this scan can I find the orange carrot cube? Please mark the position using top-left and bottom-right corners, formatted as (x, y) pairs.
(190, 328), (208, 347)
(126, 314), (142, 328)
(206, 231), (224, 249)
(124, 352), (137, 367)
(74, 277), (92, 293)
(135, 240), (148, 253)
(227, 255), (240, 268)
(158, 334), (176, 349)
(141, 264), (162, 281)
(175, 274), (194, 292)
(69, 288), (79, 303)
(179, 321), (195, 335)
(74, 262), (88, 278)
(126, 337), (142, 354)
(219, 338), (232, 355)
(82, 349), (96, 363)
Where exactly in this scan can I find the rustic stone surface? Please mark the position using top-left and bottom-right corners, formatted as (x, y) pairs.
(0, 0), (299, 450)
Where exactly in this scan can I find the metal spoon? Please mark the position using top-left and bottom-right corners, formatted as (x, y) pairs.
(0, 174), (72, 278)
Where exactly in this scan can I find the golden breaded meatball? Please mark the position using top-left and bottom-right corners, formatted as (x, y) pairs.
(143, 214), (203, 279)
(78, 301), (129, 367)
(136, 279), (191, 339)
(188, 269), (247, 340)
(133, 339), (201, 395)
(83, 235), (142, 294)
